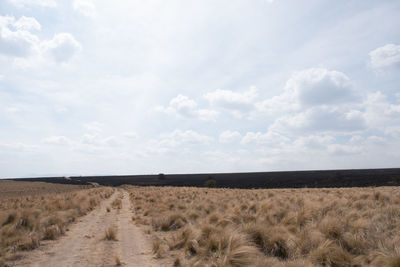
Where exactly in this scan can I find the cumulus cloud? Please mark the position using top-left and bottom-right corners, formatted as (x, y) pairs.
(7, 0), (56, 8)
(73, 0), (96, 18)
(369, 44), (400, 69)
(81, 134), (119, 147)
(293, 135), (334, 150)
(271, 106), (366, 134)
(219, 130), (241, 143)
(204, 86), (258, 117)
(42, 136), (73, 146)
(363, 92), (400, 128)
(285, 68), (356, 107)
(157, 94), (218, 121)
(167, 94), (197, 116)
(255, 93), (296, 115)
(0, 15), (40, 57)
(196, 109), (219, 122)
(41, 33), (82, 63)
(0, 142), (39, 152)
(0, 15), (81, 63)
(254, 68), (369, 136)
(241, 131), (290, 145)
(42, 132), (122, 153)
(255, 68), (358, 119)
(83, 121), (103, 133)
(384, 127), (400, 138)
(13, 16), (41, 31)
(327, 144), (361, 155)
(122, 132), (138, 139)
(156, 130), (213, 148)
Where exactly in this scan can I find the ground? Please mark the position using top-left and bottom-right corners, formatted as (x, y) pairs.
(2, 187), (170, 267)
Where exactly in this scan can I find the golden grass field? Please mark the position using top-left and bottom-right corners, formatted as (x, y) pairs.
(0, 180), (113, 265)
(1, 180), (400, 267)
(127, 186), (400, 267)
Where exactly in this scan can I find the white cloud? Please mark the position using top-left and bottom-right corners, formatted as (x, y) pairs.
(168, 94), (197, 116)
(81, 134), (119, 147)
(156, 130), (213, 148)
(369, 44), (400, 69)
(255, 68), (368, 135)
(219, 130), (241, 143)
(73, 0), (96, 18)
(196, 109), (219, 122)
(42, 133), (121, 152)
(255, 93), (296, 116)
(241, 131), (290, 145)
(158, 94), (218, 121)
(271, 106), (366, 134)
(327, 144), (361, 155)
(83, 121), (103, 133)
(41, 33), (82, 63)
(122, 132), (138, 139)
(204, 86), (258, 117)
(284, 68), (356, 107)
(293, 135), (335, 150)
(13, 16), (41, 31)
(363, 91), (400, 127)
(384, 127), (400, 138)
(0, 15), (40, 57)
(255, 68), (358, 119)
(7, 0), (56, 8)
(43, 136), (73, 146)
(0, 142), (39, 151)
(0, 16), (80, 64)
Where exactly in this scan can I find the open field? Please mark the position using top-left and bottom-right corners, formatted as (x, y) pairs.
(0, 180), (92, 198)
(2, 180), (400, 266)
(127, 185), (400, 266)
(0, 181), (114, 266)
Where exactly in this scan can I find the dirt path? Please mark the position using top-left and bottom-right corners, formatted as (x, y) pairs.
(13, 189), (164, 267)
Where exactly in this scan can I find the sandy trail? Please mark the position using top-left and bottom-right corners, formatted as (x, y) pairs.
(114, 190), (160, 267)
(13, 189), (162, 267)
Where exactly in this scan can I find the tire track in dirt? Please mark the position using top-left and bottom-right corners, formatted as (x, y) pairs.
(13, 189), (165, 267)
(14, 190), (118, 266)
(113, 190), (161, 267)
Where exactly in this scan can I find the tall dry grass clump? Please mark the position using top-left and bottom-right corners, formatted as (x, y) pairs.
(0, 183), (113, 264)
(104, 226), (118, 241)
(125, 185), (400, 266)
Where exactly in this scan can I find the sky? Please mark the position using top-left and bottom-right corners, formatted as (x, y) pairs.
(0, 0), (400, 178)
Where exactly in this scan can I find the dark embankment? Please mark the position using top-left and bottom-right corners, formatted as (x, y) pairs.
(6, 168), (400, 188)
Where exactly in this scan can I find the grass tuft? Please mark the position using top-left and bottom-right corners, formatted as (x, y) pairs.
(104, 227), (118, 241)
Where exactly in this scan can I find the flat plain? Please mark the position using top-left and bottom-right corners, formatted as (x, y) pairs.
(128, 186), (400, 267)
(1, 180), (400, 266)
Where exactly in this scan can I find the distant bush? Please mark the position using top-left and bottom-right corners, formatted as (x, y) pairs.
(204, 179), (217, 188)
(158, 173), (166, 180)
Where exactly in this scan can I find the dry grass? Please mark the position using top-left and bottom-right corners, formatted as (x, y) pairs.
(112, 198), (122, 210)
(104, 226), (118, 241)
(115, 255), (122, 266)
(0, 180), (91, 198)
(125, 185), (400, 266)
(0, 182), (113, 263)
